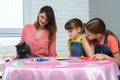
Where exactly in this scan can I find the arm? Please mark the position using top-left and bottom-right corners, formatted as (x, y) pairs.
(94, 52), (120, 66)
(106, 52), (120, 66)
(48, 35), (57, 56)
(82, 34), (94, 58)
(104, 36), (120, 66)
(94, 35), (120, 66)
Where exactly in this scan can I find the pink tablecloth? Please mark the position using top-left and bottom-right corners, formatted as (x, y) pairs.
(2, 57), (120, 80)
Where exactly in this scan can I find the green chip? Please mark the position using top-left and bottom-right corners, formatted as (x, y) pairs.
(17, 61), (23, 67)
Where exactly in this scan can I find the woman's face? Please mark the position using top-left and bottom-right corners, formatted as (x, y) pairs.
(85, 29), (97, 40)
(38, 12), (49, 28)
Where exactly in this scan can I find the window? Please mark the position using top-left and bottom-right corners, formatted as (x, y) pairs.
(0, 0), (23, 37)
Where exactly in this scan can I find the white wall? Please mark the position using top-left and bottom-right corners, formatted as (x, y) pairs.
(89, 0), (120, 39)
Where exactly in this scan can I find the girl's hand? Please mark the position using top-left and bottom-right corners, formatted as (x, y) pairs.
(93, 53), (107, 60)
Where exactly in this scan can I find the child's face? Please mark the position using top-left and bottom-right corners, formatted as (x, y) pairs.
(67, 27), (81, 39)
(85, 29), (97, 40)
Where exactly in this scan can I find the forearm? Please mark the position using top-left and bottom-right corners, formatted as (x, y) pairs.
(82, 35), (94, 58)
(107, 56), (120, 66)
(83, 43), (94, 58)
(105, 52), (120, 66)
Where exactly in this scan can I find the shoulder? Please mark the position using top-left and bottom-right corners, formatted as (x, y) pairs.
(23, 24), (35, 30)
(107, 35), (119, 45)
(24, 24), (34, 28)
(107, 35), (119, 53)
(108, 35), (118, 42)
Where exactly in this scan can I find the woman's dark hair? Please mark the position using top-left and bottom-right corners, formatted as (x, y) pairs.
(34, 6), (57, 39)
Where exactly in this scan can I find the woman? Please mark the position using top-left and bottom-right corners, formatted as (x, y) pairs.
(21, 6), (57, 57)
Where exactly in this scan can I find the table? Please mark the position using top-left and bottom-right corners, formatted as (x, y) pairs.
(0, 55), (15, 77)
(2, 57), (120, 80)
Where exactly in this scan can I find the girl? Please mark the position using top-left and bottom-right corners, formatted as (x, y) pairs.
(21, 6), (57, 57)
(65, 18), (93, 57)
(85, 18), (120, 66)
